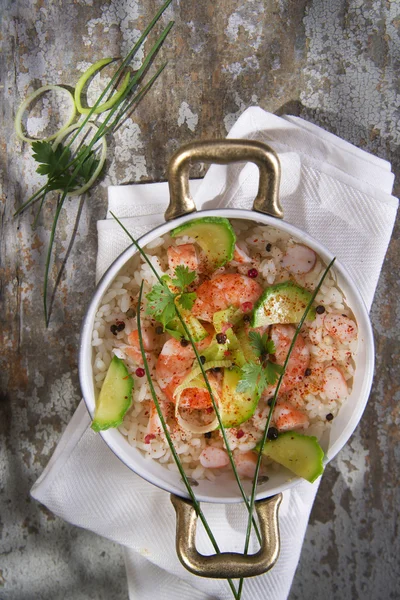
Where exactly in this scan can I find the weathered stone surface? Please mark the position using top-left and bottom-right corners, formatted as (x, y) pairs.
(0, 1), (398, 598)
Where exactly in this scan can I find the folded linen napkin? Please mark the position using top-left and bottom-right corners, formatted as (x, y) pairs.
(32, 107), (398, 600)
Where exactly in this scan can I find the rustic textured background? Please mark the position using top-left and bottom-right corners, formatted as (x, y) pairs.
(1, 1), (399, 599)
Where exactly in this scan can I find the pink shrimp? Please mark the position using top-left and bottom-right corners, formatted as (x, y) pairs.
(273, 402), (309, 431)
(281, 244), (316, 274)
(155, 333), (217, 409)
(145, 401), (163, 439)
(263, 324), (311, 397)
(192, 274), (263, 322)
(125, 327), (159, 365)
(270, 324), (311, 393)
(323, 366), (348, 400)
(232, 245), (252, 264)
(199, 446), (229, 469)
(324, 313), (358, 343)
(167, 243), (198, 272)
(234, 451), (267, 479)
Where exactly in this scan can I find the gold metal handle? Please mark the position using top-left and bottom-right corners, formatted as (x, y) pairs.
(165, 139), (283, 221)
(170, 493), (282, 579)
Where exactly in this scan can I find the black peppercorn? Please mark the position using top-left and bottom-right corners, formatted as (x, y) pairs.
(200, 355), (206, 364)
(110, 324), (118, 335)
(267, 397), (274, 406)
(204, 432), (212, 439)
(267, 427), (279, 441)
(243, 314), (251, 323)
(304, 368), (312, 376)
(326, 413), (334, 421)
(116, 321), (125, 332)
(265, 243), (272, 252)
(216, 332), (227, 344)
(180, 338), (189, 347)
(316, 305), (326, 314)
(155, 326), (163, 335)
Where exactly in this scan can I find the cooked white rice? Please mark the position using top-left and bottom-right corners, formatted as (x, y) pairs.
(92, 220), (358, 480)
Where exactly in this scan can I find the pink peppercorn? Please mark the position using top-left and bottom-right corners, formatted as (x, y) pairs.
(144, 434), (156, 444)
(135, 367), (145, 377)
(241, 301), (253, 313)
(236, 429), (245, 439)
(247, 268), (258, 278)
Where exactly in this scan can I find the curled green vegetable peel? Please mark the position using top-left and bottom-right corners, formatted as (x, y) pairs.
(74, 58), (131, 115)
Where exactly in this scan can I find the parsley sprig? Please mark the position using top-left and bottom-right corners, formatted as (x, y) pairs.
(146, 265), (197, 328)
(236, 331), (283, 396)
(14, 0), (174, 326)
(31, 141), (99, 192)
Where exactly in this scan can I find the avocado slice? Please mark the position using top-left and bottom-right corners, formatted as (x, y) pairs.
(251, 281), (316, 328)
(256, 431), (324, 483)
(235, 326), (259, 363)
(92, 356), (133, 432)
(170, 217), (236, 267)
(200, 328), (245, 367)
(213, 306), (244, 334)
(165, 312), (208, 342)
(219, 366), (260, 428)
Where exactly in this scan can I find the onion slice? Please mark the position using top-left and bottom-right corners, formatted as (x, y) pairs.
(174, 360), (232, 434)
(51, 122), (107, 197)
(74, 58), (131, 115)
(14, 84), (76, 143)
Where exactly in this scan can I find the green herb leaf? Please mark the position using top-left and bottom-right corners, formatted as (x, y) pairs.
(177, 292), (196, 310)
(264, 361), (283, 385)
(236, 362), (266, 394)
(146, 282), (173, 320)
(171, 265), (196, 290)
(164, 327), (183, 340)
(248, 331), (276, 357)
(32, 141), (72, 178)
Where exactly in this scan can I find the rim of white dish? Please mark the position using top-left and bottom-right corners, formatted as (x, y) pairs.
(79, 208), (375, 503)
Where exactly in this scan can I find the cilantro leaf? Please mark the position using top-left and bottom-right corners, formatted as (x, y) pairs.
(236, 362), (266, 394)
(249, 331), (276, 357)
(177, 292), (196, 310)
(264, 361), (283, 385)
(164, 327), (183, 340)
(159, 301), (176, 327)
(171, 265), (196, 291)
(146, 283), (174, 320)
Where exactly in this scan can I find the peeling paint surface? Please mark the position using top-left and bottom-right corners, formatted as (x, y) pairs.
(0, 1), (399, 599)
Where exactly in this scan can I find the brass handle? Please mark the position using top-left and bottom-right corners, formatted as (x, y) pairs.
(165, 139), (283, 221)
(170, 493), (282, 579)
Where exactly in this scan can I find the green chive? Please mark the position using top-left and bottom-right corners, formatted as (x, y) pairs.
(137, 283), (239, 600)
(236, 257), (336, 599)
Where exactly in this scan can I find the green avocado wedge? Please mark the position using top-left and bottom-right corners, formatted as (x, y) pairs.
(256, 431), (325, 483)
(219, 366), (260, 428)
(165, 311), (208, 342)
(91, 356), (133, 432)
(170, 217), (236, 267)
(251, 281), (316, 328)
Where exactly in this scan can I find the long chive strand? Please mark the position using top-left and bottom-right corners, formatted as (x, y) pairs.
(57, 0), (174, 162)
(110, 212), (261, 544)
(236, 257), (336, 600)
(137, 283), (239, 600)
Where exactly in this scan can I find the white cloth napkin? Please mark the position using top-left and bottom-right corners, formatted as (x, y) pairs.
(31, 108), (398, 600)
